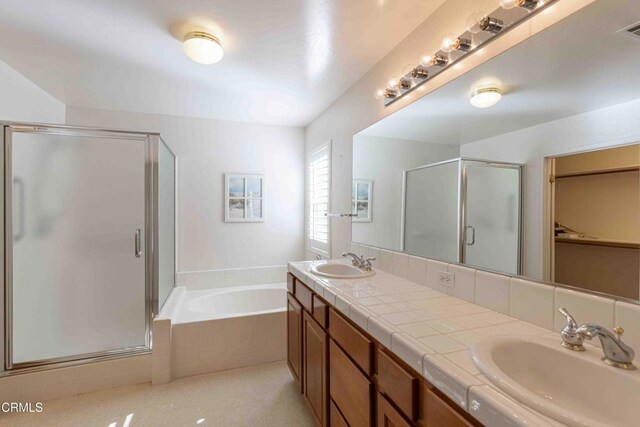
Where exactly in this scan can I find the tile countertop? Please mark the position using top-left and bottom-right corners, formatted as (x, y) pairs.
(288, 260), (565, 427)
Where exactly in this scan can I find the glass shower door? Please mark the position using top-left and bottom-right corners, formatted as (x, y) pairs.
(404, 160), (460, 262)
(7, 128), (149, 367)
(463, 162), (521, 275)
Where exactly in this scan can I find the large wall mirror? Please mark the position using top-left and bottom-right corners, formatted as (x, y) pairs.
(353, 0), (640, 301)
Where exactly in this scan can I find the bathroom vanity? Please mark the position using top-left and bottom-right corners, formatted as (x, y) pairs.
(286, 271), (479, 427)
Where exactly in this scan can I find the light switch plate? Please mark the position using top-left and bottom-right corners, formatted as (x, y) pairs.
(438, 271), (455, 288)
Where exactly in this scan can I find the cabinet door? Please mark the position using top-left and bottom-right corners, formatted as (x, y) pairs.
(287, 293), (303, 391)
(303, 311), (328, 426)
(377, 393), (411, 427)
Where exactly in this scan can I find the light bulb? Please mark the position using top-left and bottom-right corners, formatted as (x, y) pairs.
(441, 34), (471, 53)
(420, 54), (447, 67)
(387, 76), (399, 90)
(374, 88), (386, 100)
(500, 0), (538, 10)
(499, 0), (519, 9)
(466, 11), (486, 34)
(440, 33), (458, 53)
(420, 54), (434, 67)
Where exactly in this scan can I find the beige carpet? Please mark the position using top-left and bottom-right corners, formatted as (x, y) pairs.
(0, 361), (315, 427)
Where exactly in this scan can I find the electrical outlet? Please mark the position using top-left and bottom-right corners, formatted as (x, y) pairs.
(438, 271), (455, 288)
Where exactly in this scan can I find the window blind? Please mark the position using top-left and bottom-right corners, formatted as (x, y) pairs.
(308, 143), (331, 255)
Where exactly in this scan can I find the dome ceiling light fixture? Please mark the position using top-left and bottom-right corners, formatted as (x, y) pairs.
(183, 31), (224, 65)
(470, 87), (502, 108)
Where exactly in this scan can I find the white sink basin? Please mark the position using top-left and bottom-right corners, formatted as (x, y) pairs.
(310, 263), (375, 279)
(472, 335), (640, 427)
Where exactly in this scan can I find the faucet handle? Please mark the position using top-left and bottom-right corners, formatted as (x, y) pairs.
(558, 307), (585, 351)
(559, 307), (578, 328)
(614, 326), (625, 341)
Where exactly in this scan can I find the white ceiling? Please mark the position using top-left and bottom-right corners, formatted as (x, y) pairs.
(0, 0), (446, 127)
(360, 0), (640, 145)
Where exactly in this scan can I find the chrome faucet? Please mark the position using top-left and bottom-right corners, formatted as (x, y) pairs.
(558, 307), (585, 351)
(576, 324), (636, 370)
(558, 307), (636, 370)
(341, 252), (376, 271)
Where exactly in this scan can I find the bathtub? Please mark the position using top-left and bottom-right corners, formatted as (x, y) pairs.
(173, 283), (287, 324)
(153, 283), (288, 382)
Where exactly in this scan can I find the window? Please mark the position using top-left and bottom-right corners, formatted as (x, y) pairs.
(352, 180), (372, 222)
(307, 142), (331, 256)
(224, 174), (264, 222)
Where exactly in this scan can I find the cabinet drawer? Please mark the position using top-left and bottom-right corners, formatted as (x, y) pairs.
(329, 308), (374, 375)
(287, 272), (296, 294)
(330, 400), (349, 427)
(423, 385), (474, 427)
(296, 281), (314, 312)
(312, 294), (328, 329)
(377, 392), (411, 427)
(329, 339), (373, 427)
(377, 349), (418, 421)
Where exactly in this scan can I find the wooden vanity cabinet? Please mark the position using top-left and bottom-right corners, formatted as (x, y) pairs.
(286, 272), (481, 427)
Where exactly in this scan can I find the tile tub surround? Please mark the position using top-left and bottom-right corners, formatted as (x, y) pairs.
(350, 242), (640, 359)
(171, 312), (286, 380)
(152, 299), (286, 385)
(289, 259), (640, 426)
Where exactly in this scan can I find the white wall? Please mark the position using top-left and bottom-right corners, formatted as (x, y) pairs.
(352, 134), (459, 250)
(304, 0), (593, 259)
(460, 98), (640, 279)
(66, 106), (305, 272)
(0, 58), (65, 123)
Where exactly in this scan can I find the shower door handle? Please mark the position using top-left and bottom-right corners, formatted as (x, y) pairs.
(465, 225), (475, 246)
(134, 228), (142, 258)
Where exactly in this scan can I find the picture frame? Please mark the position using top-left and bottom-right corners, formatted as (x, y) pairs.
(224, 173), (265, 222)
(352, 179), (372, 222)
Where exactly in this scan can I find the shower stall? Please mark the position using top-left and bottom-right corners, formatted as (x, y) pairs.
(0, 122), (176, 372)
(402, 158), (522, 275)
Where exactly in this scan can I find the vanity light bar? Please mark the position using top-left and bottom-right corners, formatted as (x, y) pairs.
(378, 0), (559, 106)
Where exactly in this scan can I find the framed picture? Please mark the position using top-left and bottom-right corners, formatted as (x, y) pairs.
(352, 180), (372, 222)
(225, 174), (264, 222)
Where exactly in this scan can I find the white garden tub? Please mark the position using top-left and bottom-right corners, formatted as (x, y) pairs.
(173, 283), (286, 324)
(155, 283), (287, 381)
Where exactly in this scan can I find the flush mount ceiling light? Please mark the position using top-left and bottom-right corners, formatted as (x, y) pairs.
(470, 87), (502, 108)
(183, 31), (224, 65)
